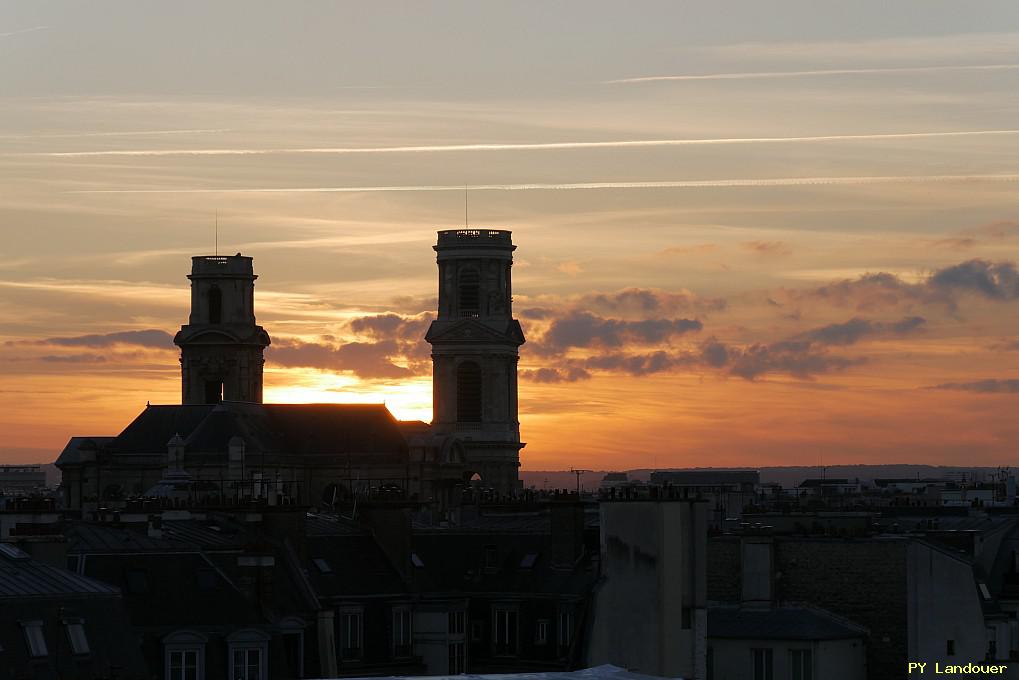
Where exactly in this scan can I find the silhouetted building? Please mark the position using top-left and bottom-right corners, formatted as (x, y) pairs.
(57, 230), (527, 512)
(0, 463), (47, 495)
(175, 255), (271, 405)
(426, 230), (526, 495)
(0, 542), (147, 680)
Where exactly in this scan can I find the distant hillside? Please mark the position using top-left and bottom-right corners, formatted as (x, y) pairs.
(520, 465), (1008, 491)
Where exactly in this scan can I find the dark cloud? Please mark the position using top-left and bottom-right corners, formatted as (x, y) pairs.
(931, 379), (1019, 394)
(726, 341), (863, 380)
(582, 351), (690, 376)
(349, 313), (432, 341)
(536, 311), (702, 354)
(700, 339), (730, 367)
(7, 329), (175, 349)
(520, 366), (592, 383)
(268, 338), (412, 379)
(797, 272), (918, 311)
(798, 316), (926, 346)
(793, 259), (1019, 312)
(929, 260), (1019, 300)
(580, 288), (726, 315)
(742, 240), (791, 257)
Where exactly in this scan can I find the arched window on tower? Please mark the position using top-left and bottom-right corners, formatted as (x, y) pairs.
(457, 361), (482, 422)
(458, 268), (480, 318)
(208, 285), (222, 323)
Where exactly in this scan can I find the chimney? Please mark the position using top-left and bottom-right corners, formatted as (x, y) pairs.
(587, 498), (708, 679)
(147, 514), (163, 539)
(166, 434), (185, 470)
(550, 495), (586, 567)
(228, 436), (245, 482)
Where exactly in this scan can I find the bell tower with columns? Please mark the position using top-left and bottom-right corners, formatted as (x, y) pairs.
(174, 254), (271, 404)
(425, 229), (526, 495)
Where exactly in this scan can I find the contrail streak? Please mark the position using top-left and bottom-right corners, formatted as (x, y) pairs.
(0, 25), (47, 38)
(606, 63), (1019, 84)
(0, 129), (230, 140)
(68, 173), (1019, 194)
(21, 129), (1019, 158)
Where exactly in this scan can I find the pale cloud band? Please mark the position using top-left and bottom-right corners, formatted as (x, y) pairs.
(605, 63), (1019, 84)
(23, 129), (1019, 158)
(69, 173), (1019, 194)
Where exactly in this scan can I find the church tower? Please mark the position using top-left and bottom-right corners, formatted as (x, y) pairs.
(174, 255), (270, 404)
(425, 229), (525, 495)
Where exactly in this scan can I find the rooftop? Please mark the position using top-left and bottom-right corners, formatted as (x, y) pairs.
(189, 254), (254, 276)
(0, 543), (121, 599)
(436, 229), (513, 246)
(708, 604), (868, 641)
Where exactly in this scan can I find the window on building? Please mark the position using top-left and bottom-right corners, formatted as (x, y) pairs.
(752, 648), (773, 680)
(393, 607), (413, 658)
(167, 649), (200, 680)
(340, 609), (363, 661)
(456, 362), (482, 422)
(208, 285), (222, 323)
(947, 639), (956, 656)
(21, 621), (47, 657)
(449, 641), (467, 674)
(65, 621), (90, 655)
(493, 608), (518, 656)
(230, 648), (262, 680)
(535, 620), (550, 645)
(204, 380), (223, 404)
(126, 568), (150, 594)
(484, 545), (499, 572)
(449, 610), (466, 635)
(283, 632), (303, 679)
(458, 268), (480, 317)
(790, 649), (812, 680)
(557, 609), (574, 653)
(471, 620), (484, 642)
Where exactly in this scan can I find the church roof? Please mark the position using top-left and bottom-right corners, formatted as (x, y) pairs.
(112, 404), (216, 453)
(99, 401), (409, 461)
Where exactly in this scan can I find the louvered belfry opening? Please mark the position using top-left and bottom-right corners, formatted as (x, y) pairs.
(456, 361), (482, 422)
(208, 285), (222, 323)
(458, 268), (480, 317)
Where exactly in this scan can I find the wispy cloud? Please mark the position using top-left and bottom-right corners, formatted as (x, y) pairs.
(0, 25), (47, 38)
(68, 173), (1019, 195)
(606, 63), (1019, 84)
(0, 129), (230, 140)
(24, 129), (1019, 158)
(931, 379), (1019, 394)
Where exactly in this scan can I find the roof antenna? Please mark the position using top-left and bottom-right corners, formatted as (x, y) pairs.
(464, 183), (468, 228)
(215, 210), (219, 256)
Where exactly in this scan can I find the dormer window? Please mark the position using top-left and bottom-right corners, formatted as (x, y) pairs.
(21, 621), (47, 657)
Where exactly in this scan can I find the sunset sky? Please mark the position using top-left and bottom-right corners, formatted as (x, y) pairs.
(3, 1), (1019, 470)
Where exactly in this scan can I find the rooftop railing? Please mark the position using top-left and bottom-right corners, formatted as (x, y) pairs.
(437, 229), (512, 245)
